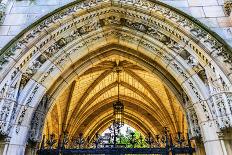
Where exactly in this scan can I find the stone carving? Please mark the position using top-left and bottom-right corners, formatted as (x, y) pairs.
(19, 55), (47, 90)
(139, 39), (157, 51)
(0, 3), (6, 24)
(16, 107), (27, 133)
(29, 95), (50, 142)
(171, 61), (188, 79)
(179, 50), (191, 60)
(186, 106), (201, 139)
(197, 69), (208, 84)
(190, 27), (207, 40)
(0, 84), (18, 136)
(19, 74), (30, 91)
(224, 0), (232, 16)
(209, 93), (232, 130)
(79, 21), (101, 35)
(0, 0), (230, 76)
(16, 84), (40, 133)
(187, 55), (198, 68)
(187, 80), (202, 101)
(200, 101), (211, 120)
(157, 51), (172, 62)
(102, 16), (121, 25)
(40, 66), (55, 83)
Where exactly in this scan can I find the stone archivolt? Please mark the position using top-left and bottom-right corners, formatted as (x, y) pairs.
(0, 0), (231, 154)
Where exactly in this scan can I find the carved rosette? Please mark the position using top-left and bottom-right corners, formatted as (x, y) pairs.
(224, 0), (232, 16)
(29, 95), (50, 142)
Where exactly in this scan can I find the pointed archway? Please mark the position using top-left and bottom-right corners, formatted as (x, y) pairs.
(0, 0), (232, 155)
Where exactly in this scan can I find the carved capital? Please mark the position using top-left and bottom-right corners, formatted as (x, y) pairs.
(224, 0), (232, 16)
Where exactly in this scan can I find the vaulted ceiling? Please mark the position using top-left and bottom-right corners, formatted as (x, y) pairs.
(43, 55), (187, 140)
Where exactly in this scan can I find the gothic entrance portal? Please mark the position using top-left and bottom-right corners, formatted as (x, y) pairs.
(0, 0), (232, 155)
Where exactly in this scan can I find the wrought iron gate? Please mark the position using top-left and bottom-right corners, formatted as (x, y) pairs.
(37, 129), (196, 155)
(37, 147), (195, 155)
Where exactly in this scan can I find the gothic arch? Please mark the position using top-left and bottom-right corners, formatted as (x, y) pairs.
(0, 0), (232, 155)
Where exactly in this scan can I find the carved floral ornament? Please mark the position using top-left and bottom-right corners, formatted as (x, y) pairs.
(0, 0), (231, 140)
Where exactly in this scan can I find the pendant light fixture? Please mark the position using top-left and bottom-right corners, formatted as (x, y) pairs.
(113, 63), (124, 127)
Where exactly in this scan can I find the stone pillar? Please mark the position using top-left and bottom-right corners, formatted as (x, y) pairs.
(217, 130), (232, 155)
(224, 139), (232, 154)
(200, 121), (228, 155)
(25, 141), (39, 155)
(0, 139), (6, 155)
(194, 139), (206, 155)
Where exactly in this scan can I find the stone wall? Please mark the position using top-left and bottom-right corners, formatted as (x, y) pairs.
(0, 0), (231, 49)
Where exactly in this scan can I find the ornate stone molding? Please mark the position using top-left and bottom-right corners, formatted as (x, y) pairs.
(209, 92), (232, 130)
(186, 105), (201, 139)
(224, 0), (232, 16)
(29, 95), (50, 142)
(0, 0), (231, 76)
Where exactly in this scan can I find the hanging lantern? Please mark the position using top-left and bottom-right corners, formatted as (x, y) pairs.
(113, 64), (124, 127)
(113, 100), (124, 127)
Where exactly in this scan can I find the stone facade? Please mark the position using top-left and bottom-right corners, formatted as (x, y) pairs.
(0, 0), (232, 49)
(0, 0), (232, 155)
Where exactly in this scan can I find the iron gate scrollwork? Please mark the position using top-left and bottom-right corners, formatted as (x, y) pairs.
(37, 128), (195, 155)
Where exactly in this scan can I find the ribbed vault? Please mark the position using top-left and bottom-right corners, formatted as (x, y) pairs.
(43, 57), (187, 140)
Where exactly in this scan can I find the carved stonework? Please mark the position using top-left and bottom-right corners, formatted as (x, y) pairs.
(224, 0), (232, 16)
(209, 92), (232, 130)
(0, 0), (231, 77)
(186, 106), (201, 139)
(0, 3), (6, 24)
(0, 88), (18, 136)
(16, 84), (40, 133)
(29, 95), (50, 142)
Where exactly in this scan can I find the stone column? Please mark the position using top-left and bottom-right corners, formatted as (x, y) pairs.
(25, 141), (39, 155)
(194, 139), (206, 155)
(218, 130), (232, 155)
(0, 138), (6, 155)
(200, 121), (227, 155)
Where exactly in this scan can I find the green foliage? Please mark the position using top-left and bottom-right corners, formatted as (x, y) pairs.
(117, 130), (148, 148)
